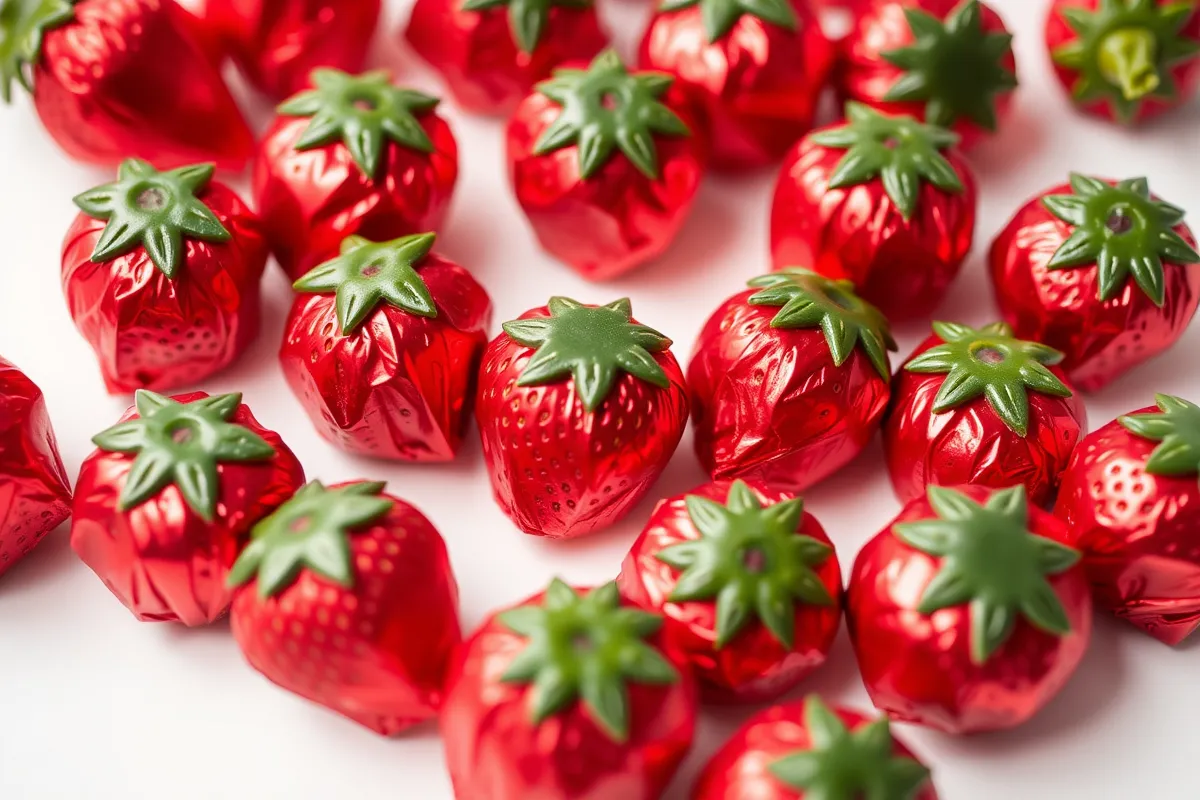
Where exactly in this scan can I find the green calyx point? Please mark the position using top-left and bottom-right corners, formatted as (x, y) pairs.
(459, 0), (593, 54)
(498, 579), (678, 743)
(1041, 173), (1200, 306)
(92, 391), (276, 522)
(905, 321), (1071, 437)
(656, 480), (834, 651)
(279, 68), (439, 179)
(227, 480), (393, 598)
(1119, 393), (1200, 479)
(1052, 0), (1200, 121)
(534, 49), (691, 180)
(769, 695), (931, 800)
(894, 485), (1081, 665)
(503, 296), (672, 413)
(882, 0), (1017, 131)
(73, 158), (229, 279)
(294, 233), (437, 334)
(0, 0), (75, 102)
(747, 268), (896, 381)
(657, 0), (797, 43)
(810, 102), (963, 221)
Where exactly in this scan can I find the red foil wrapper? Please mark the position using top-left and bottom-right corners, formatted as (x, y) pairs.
(770, 128), (976, 321)
(848, 484), (1092, 734)
(280, 253), (492, 461)
(884, 331), (1086, 507)
(0, 359), (72, 578)
(618, 480), (843, 703)
(688, 289), (891, 493)
(253, 108), (458, 282)
(637, 0), (835, 170)
(230, 486), (461, 735)
(71, 393), (305, 625)
(61, 180), (268, 395)
(1055, 409), (1200, 645)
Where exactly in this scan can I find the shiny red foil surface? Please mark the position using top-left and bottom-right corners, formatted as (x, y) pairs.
(770, 130), (976, 320)
(0, 359), (72, 579)
(1055, 410), (1200, 645)
(280, 254), (493, 461)
(475, 307), (690, 539)
(440, 588), (696, 800)
(688, 289), (890, 493)
(61, 180), (268, 395)
(71, 393), (304, 625)
(230, 487), (461, 735)
(838, 0), (1016, 149)
(506, 85), (706, 281)
(848, 484), (1092, 734)
(638, 0), (835, 170)
(404, 0), (608, 116)
(989, 183), (1200, 392)
(33, 0), (253, 170)
(692, 700), (939, 799)
(253, 110), (458, 281)
(884, 332), (1087, 507)
(617, 480), (842, 703)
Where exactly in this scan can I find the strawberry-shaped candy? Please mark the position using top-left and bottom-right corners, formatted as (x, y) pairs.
(71, 391), (304, 625)
(441, 580), (696, 800)
(405, 0), (607, 115)
(771, 103), (976, 321)
(689, 269), (895, 493)
(839, 0), (1018, 149)
(476, 297), (689, 538)
(692, 695), (938, 799)
(254, 69), (458, 281)
(0, 358), (71, 578)
(885, 321), (1086, 507)
(0, 0), (253, 168)
(281, 233), (492, 461)
(228, 480), (461, 734)
(989, 174), (1200, 392)
(62, 158), (268, 394)
(1055, 394), (1200, 645)
(1048, 0), (1200, 124)
(638, 0), (835, 170)
(618, 479), (842, 703)
(848, 484), (1092, 733)
(506, 50), (705, 280)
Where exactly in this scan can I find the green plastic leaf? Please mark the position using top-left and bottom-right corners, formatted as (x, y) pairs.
(0, 0), (75, 102)
(1119, 393), (1200, 480)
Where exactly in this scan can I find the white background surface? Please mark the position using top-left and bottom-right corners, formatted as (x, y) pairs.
(1, 0), (1198, 796)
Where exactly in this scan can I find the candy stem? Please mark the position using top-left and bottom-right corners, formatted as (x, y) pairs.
(1097, 27), (1161, 101)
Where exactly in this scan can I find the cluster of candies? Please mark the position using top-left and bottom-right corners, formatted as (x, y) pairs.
(2, 0), (1200, 797)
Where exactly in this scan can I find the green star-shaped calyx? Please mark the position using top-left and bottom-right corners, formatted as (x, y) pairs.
(534, 49), (691, 180)
(92, 391), (277, 522)
(905, 321), (1072, 437)
(769, 695), (931, 800)
(227, 481), (394, 598)
(0, 0), (75, 102)
(657, 0), (796, 43)
(809, 102), (963, 220)
(293, 233), (437, 334)
(459, 0), (592, 54)
(1041, 173), (1200, 306)
(72, 158), (230, 279)
(882, 0), (1017, 131)
(503, 296), (672, 413)
(498, 580), (678, 743)
(1052, 0), (1200, 121)
(279, 68), (439, 179)
(1119, 393), (1200, 478)
(656, 480), (834, 650)
(895, 485), (1081, 665)
(747, 269), (896, 381)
